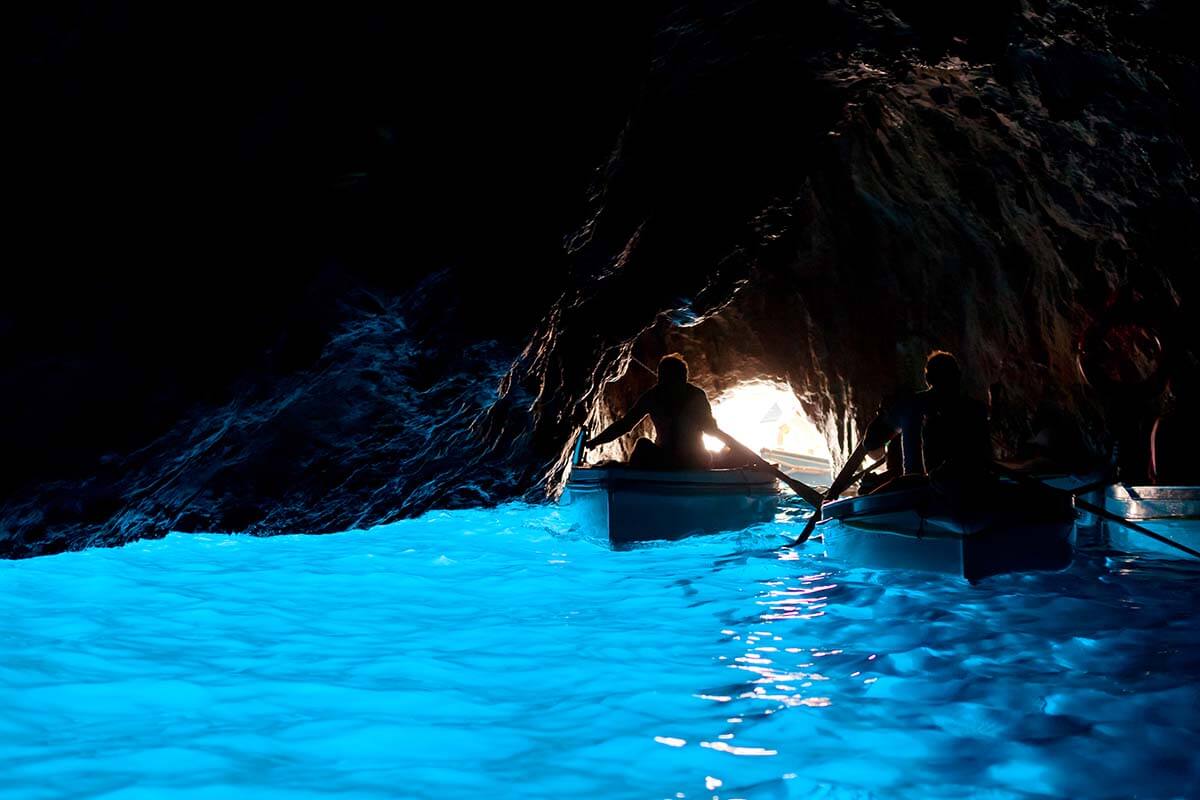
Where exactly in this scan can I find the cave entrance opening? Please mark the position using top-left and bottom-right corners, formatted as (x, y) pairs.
(704, 381), (830, 467)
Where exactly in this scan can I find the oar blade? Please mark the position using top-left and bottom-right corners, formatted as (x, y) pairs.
(787, 441), (868, 547)
(787, 512), (820, 547)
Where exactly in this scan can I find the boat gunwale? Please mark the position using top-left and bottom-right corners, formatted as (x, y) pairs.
(820, 481), (1075, 527)
(821, 485), (937, 521)
(820, 516), (966, 541)
(1105, 484), (1200, 521)
(566, 466), (777, 490)
(1106, 484), (1200, 499)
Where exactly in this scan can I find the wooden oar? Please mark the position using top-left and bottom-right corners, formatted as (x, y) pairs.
(571, 430), (587, 467)
(847, 455), (887, 487)
(991, 463), (1200, 560)
(788, 441), (869, 547)
(764, 465), (824, 508)
(720, 434), (825, 507)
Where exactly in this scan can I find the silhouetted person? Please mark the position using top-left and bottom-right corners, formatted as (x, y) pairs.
(861, 351), (991, 492)
(1151, 370), (1200, 485)
(584, 354), (747, 470)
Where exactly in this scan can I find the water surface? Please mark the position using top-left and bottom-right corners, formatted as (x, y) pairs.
(3, 504), (1197, 799)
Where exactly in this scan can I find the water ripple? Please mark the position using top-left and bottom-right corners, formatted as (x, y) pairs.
(2, 504), (1198, 799)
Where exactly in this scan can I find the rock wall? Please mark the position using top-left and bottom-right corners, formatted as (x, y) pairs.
(4, 1), (1198, 556)
(500, 0), (1199, 488)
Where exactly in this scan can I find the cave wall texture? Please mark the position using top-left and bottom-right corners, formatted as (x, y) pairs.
(5, 1), (1199, 557)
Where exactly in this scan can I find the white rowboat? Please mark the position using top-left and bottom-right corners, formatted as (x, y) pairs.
(561, 466), (778, 545)
(1103, 484), (1200, 559)
(819, 481), (1076, 581)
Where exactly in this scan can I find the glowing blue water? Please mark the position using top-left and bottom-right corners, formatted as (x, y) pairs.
(2, 504), (1198, 800)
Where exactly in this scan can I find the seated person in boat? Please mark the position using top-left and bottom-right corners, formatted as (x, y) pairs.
(860, 350), (991, 493)
(1151, 368), (1200, 485)
(583, 354), (753, 470)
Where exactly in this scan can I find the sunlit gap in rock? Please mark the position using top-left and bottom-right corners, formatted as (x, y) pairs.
(703, 381), (830, 464)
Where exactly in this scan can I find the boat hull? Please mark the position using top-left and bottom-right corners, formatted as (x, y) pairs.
(819, 482), (1076, 581)
(561, 466), (779, 544)
(1103, 484), (1200, 559)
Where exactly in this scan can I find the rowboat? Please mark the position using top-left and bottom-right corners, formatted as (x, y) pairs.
(561, 465), (778, 545)
(759, 448), (833, 486)
(1103, 484), (1200, 558)
(1035, 473), (1107, 527)
(818, 480), (1076, 581)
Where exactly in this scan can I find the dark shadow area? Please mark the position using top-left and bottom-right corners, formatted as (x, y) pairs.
(5, 1), (1200, 556)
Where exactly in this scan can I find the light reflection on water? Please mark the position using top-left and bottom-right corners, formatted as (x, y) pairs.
(1, 503), (1198, 799)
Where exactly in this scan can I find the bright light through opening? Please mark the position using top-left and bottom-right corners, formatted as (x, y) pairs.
(703, 382), (830, 464)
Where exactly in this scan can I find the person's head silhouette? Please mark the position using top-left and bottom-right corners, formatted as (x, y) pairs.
(657, 354), (688, 386)
(924, 350), (961, 392)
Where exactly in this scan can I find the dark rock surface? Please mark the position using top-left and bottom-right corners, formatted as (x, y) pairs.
(5, 1), (1199, 557)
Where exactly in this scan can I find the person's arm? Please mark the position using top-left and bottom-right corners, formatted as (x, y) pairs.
(585, 393), (650, 448)
(863, 407), (900, 461)
(709, 427), (768, 465)
(701, 412), (770, 467)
